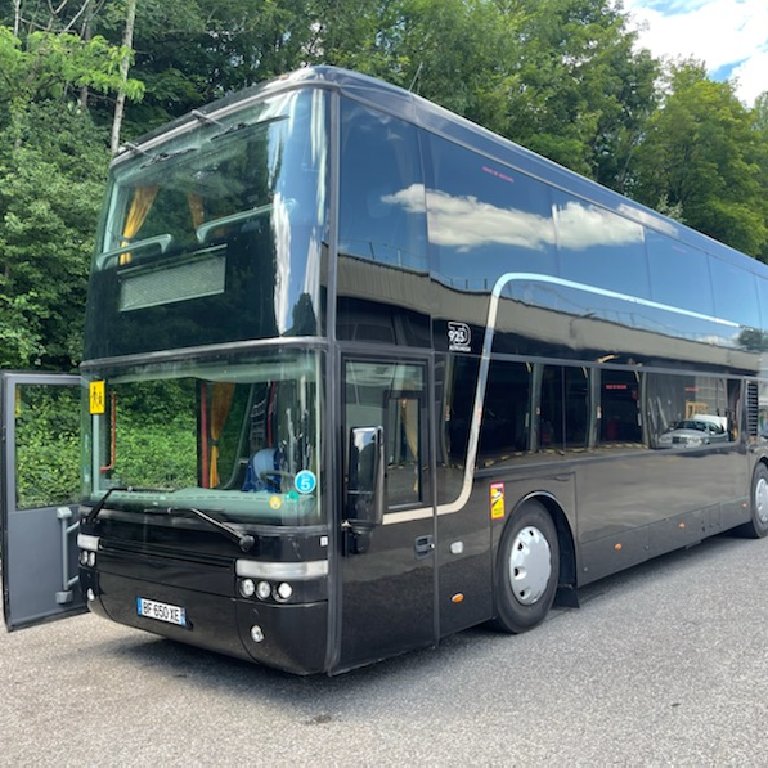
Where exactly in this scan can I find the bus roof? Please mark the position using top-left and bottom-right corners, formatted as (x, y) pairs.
(115, 65), (763, 279)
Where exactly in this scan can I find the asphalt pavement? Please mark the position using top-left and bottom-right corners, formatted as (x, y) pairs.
(2, 532), (768, 766)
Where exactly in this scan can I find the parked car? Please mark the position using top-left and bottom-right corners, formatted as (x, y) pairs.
(657, 416), (728, 448)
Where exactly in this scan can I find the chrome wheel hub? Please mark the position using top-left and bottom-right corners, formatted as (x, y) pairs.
(756, 478), (768, 525)
(509, 525), (552, 606)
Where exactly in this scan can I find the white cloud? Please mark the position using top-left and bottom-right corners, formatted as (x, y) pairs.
(383, 185), (650, 251)
(623, 0), (768, 105)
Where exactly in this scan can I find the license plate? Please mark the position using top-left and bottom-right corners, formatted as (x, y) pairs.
(136, 597), (186, 626)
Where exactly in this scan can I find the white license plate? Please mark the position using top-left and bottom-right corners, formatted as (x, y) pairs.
(136, 597), (186, 626)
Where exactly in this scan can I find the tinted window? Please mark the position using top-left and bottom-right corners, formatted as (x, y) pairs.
(437, 355), (479, 504)
(343, 360), (427, 510)
(478, 360), (531, 462)
(338, 99), (427, 272)
(599, 369), (641, 446)
(709, 257), (760, 328)
(427, 134), (556, 292)
(564, 366), (590, 451)
(554, 192), (649, 299)
(647, 231), (714, 316)
(539, 366), (564, 451)
(646, 373), (731, 448)
(86, 89), (329, 359)
(537, 365), (591, 453)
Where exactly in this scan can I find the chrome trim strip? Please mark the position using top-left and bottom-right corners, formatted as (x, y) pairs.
(77, 534), (100, 552)
(235, 559), (328, 580)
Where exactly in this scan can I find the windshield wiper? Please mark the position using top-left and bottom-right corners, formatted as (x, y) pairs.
(175, 507), (255, 553)
(85, 486), (128, 524)
(85, 485), (175, 524)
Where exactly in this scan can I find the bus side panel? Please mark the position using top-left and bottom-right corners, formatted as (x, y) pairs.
(576, 447), (749, 585)
(436, 485), (493, 638)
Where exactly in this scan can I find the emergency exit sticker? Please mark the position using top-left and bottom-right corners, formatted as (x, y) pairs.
(490, 482), (505, 519)
(89, 380), (105, 414)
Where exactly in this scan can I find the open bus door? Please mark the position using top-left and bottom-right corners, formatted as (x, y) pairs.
(1, 372), (86, 630)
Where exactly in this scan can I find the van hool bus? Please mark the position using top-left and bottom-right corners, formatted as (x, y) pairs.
(74, 66), (768, 674)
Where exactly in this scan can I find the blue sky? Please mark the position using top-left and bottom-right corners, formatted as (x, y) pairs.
(622, 0), (767, 105)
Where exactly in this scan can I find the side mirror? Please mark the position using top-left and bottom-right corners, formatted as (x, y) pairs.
(346, 426), (384, 532)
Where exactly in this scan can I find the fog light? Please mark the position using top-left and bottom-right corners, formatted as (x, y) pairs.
(251, 625), (264, 643)
(276, 582), (293, 600)
(239, 578), (255, 598)
(256, 581), (271, 600)
(87, 552), (96, 567)
(86, 588), (95, 602)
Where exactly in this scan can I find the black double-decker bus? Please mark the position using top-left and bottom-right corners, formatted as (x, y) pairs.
(71, 67), (768, 674)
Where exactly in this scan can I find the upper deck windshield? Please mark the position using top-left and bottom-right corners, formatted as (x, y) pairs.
(85, 88), (329, 360)
(83, 349), (323, 526)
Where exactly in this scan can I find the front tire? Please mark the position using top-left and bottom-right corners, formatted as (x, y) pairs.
(492, 500), (559, 634)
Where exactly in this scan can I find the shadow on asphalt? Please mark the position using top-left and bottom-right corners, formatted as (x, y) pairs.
(102, 530), (752, 716)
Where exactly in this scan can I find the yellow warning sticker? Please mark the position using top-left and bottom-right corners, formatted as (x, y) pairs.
(269, 496), (282, 510)
(490, 482), (505, 519)
(89, 381), (105, 414)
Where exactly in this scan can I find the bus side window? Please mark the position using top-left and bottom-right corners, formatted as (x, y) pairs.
(599, 370), (642, 446)
(477, 359), (531, 463)
(646, 373), (728, 448)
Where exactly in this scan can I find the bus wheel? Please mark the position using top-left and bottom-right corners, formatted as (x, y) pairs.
(492, 501), (559, 634)
(737, 464), (768, 539)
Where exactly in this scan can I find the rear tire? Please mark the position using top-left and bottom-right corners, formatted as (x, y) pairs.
(736, 463), (768, 539)
(491, 500), (559, 634)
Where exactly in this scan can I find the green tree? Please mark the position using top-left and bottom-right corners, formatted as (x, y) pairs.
(502, 0), (659, 186)
(631, 61), (768, 257)
(0, 21), (142, 368)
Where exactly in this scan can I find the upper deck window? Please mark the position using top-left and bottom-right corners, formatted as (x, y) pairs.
(86, 88), (329, 359)
(426, 134), (557, 292)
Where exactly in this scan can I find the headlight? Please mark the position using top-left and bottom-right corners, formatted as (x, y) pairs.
(239, 578), (255, 598)
(276, 582), (293, 600)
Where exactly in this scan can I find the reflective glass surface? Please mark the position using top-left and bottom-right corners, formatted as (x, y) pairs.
(709, 257), (760, 328)
(427, 133), (557, 292)
(647, 231), (714, 317)
(554, 192), (649, 299)
(83, 348), (323, 526)
(86, 88), (329, 358)
(336, 98), (430, 346)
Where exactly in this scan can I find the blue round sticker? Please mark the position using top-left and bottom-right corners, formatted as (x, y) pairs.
(295, 470), (317, 495)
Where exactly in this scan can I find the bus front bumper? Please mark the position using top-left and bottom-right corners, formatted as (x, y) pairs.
(81, 569), (328, 675)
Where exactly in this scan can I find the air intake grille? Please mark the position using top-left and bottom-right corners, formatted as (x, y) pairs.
(746, 381), (759, 438)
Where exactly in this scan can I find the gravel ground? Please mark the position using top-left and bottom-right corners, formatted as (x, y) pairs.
(1, 532), (767, 766)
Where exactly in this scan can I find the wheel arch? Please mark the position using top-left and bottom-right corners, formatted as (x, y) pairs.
(511, 491), (578, 604)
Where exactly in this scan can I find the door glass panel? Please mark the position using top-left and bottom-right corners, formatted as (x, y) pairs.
(14, 384), (81, 509)
(344, 361), (426, 510)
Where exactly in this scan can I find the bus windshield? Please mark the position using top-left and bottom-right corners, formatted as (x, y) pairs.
(85, 87), (329, 359)
(83, 349), (323, 526)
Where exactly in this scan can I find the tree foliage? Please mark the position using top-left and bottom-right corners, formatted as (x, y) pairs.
(2, 0), (768, 373)
(631, 61), (768, 257)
